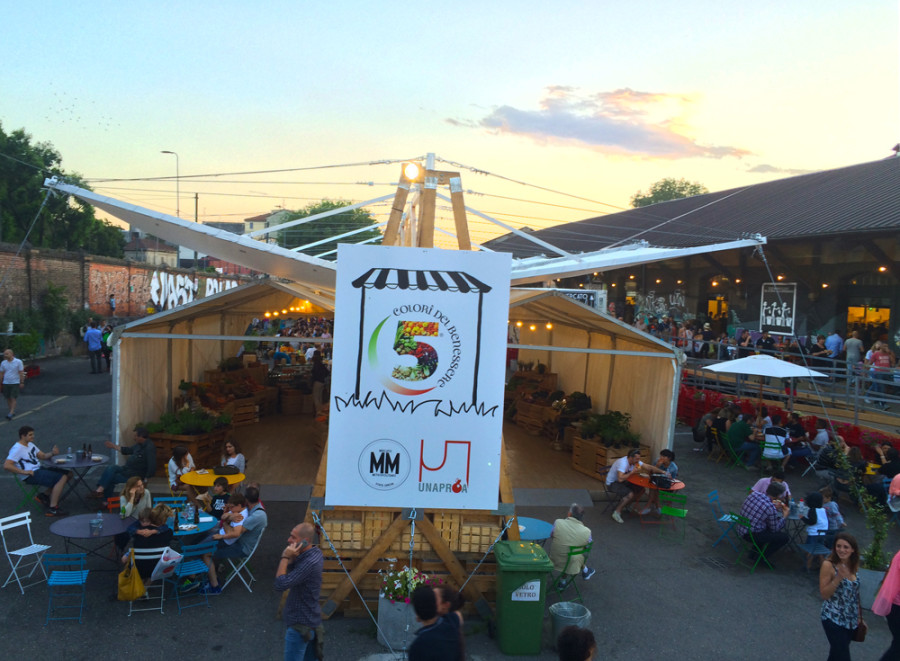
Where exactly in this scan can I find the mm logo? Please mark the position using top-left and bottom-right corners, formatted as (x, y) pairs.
(358, 439), (410, 491)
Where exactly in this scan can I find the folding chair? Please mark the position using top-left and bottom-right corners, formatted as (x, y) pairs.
(658, 492), (688, 543)
(707, 490), (741, 553)
(549, 542), (592, 603)
(165, 540), (216, 613)
(13, 476), (41, 512)
(707, 429), (727, 464)
(106, 496), (121, 514)
(1, 512), (50, 594)
(733, 514), (773, 573)
(220, 527), (265, 592)
(798, 536), (831, 572)
(154, 496), (187, 520)
(801, 446), (824, 477)
(760, 438), (786, 473)
(129, 547), (167, 615)
(43, 553), (89, 624)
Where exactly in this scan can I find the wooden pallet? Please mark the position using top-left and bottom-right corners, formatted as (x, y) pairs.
(572, 437), (651, 480)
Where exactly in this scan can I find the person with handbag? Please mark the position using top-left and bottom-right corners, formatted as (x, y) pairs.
(641, 449), (678, 516)
(873, 549), (900, 661)
(820, 532), (863, 660)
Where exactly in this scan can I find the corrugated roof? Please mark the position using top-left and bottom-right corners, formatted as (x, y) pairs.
(486, 157), (900, 258)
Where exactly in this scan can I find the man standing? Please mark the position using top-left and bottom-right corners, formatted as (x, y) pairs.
(275, 522), (323, 661)
(408, 584), (460, 661)
(4, 426), (68, 517)
(90, 427), (156, 497)
(84, 321), (103, 374)
(843, 331), (864, 381)
(606, 448), (667, 524)
(737, 481), (790, 561)
(109, 294), (116, 317)
(737, 329), (754, 358)
(0, 348), (25, 420)
(755, 330), (777, 355)
(549, 503), (595, 582)
(825, 329), (844, 362)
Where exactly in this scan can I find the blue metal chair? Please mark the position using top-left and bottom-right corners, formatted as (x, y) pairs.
(43, 553), (89, 624)
(166, 540), (216, 613)
(708, 490), (741, 553)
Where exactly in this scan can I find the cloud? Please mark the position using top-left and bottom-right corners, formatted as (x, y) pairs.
(747, 163), (816, 175)
(446, 87), (750, 160)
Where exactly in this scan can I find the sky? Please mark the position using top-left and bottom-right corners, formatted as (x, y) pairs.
(1, 1), (898, 249)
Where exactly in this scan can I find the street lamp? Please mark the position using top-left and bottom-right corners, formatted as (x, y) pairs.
(160, 150), (180, 217)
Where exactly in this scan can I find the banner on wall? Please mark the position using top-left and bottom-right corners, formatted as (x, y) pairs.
(760, 283), (797, 335)
(325, 245), (512, 509)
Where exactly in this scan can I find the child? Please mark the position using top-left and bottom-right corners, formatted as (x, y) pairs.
(801, 491), (828, 569)
(820, 486), (846, 548)
(641, 450), (678, 516)
(197, 476), (230, 520)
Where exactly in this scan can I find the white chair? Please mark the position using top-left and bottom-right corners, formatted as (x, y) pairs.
(221, 527), (265, 592)
(1, 512), (50, 594)
(128, 547), (167, 615)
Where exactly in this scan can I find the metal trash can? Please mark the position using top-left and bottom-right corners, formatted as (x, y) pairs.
(494, 540), (554, 655)
(549, 601), (591, 649)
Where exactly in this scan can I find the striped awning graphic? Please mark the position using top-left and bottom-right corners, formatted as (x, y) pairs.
(351, 268), (491, 294)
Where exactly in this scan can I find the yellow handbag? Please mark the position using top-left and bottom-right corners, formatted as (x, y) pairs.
(118, 549), (145, 601)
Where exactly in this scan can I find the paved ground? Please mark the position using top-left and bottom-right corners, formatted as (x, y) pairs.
(1, 356), (898, 659)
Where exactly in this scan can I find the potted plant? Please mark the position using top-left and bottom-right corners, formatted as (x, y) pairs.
(376, 564), (435, 650)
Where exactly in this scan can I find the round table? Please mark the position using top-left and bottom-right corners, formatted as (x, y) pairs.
(516, 516), (554, 543)
(168, 513), (218, 537)
(627, 474), (686, 492)
(50, 513), (135, 567)
(41, 454), (109, 508)
(179, 470), (245, 488)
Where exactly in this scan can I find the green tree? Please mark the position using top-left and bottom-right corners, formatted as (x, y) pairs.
(0, 122), (124, 257)
(630, 178), (709, 208)
(275, 200), (382, 260)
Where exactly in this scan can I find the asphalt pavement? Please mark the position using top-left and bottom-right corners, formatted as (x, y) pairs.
(1, 356), (897, 660)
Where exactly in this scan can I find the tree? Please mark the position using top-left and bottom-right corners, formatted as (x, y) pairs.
(0, 122), (124, 257)
(630, 178), (709, 208)
(275, 200), (382, 260)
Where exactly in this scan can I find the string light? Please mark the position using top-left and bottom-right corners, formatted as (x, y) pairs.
(545, 323), (553, 330)
(529, 324), (536, 331)
(516, 321), (523, 327)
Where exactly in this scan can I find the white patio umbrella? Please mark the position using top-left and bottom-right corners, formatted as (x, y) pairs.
(701, 354), (828, 411)
(702, 354), (828, 380)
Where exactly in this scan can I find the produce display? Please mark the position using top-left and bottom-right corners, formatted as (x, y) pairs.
(392, 321), (439, 381)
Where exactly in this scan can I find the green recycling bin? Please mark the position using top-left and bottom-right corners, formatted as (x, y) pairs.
(494, 539), (554, 655)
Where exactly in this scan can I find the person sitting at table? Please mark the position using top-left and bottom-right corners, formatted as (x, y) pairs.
(114, 475), (154, 552)
(200, 486), (267, 595)
(124, 505), (174, 579)
(221, 438), (246, 476)
(606, 448), (668, 524)
(168, 445), (198, 503)
(642, 449), (678, 516)
(759, 415), (790, 470)
(727, 412), (759, 469)
(751, 470), (792, 502)
(200, 493), (249, 594)
(820, 487), (846, 548)
(865, 447), (900, 506)
(197, 476), (230, 519)
(91, 427), (156, 499)
(736, 481), (790, 564)
(802, 491), (829, 569)
(783, 412), (813, 469)
(549, 503), (595, 583)
(3, 425), (69, 517)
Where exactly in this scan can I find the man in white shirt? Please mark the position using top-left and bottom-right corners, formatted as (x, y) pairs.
(605, 448), (667, 524)
(0, 349), (25, 420)
(3, 425), (68, 516)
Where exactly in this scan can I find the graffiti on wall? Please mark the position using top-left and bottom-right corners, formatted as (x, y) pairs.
(633, 289), (686, 319)
(149, 271), (239, 311)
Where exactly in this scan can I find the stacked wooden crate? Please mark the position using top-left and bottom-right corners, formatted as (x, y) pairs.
(232, 401), (259, 427)
(572, 437), (651, 480)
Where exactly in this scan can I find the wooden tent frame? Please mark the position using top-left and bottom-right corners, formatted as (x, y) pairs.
(302, 161), (520, 619)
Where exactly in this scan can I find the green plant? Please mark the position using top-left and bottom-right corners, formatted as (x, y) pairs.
(218, 356), (244, 371)
(832, 446), (890, 570)
(379, 566), (435, 603)
(9, 330), (40, 359)
(40, 282), (68, 341)
(580, 410), (636, 448)
(141, 408), (231, 435)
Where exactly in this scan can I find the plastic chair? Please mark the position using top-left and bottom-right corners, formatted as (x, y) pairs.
(220, 526), (266, 592)
(549, 541), (593, 603)
(43, 553), (89, 624)
(106, 496), (121, 514)
(128, 547), (167, 615)
(708, 490), (741, 553)
(733, 514), (773, 573)
(1, 512), (50, 594)
(658, 492), (688, 543)
(165, 540), (216, 613)
(12, 476), (41, 512)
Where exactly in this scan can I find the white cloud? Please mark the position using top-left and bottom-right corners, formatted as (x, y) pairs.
(447, 87), (750, 160)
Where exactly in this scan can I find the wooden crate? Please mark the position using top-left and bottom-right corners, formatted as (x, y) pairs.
(363, 511), (394, 548)
(572, 437), (651, 480)
(433, 512), (461, 552)
(322, 518), (362, 550)
(515, 400), (560, 438)
(149, 428), (229, 475)
(280, 388), (314, 415)
(459, 522), (500, 553)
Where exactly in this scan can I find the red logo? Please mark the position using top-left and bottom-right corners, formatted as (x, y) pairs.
(419, 439), (471, 488)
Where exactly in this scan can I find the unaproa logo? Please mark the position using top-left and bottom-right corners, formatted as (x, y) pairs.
(418, 439), (470, 494)
(358, 439), (410, 491)
(367, 303), (463, 396)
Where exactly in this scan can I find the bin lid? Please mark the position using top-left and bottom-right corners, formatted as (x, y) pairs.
(494, 540), (553, 570)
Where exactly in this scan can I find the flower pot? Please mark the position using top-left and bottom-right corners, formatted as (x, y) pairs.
(376, 593), (416, 651)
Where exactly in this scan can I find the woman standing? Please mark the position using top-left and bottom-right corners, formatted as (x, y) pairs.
(820, 532), (861, 660)
(873, 549), (900, 661)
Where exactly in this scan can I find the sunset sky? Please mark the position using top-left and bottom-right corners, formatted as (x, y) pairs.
(2, 1), (897, 248)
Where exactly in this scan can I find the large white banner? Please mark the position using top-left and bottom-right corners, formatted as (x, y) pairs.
(326, 245), (511, 509)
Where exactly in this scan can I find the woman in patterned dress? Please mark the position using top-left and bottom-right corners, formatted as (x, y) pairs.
(819, 532), (861, 660)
